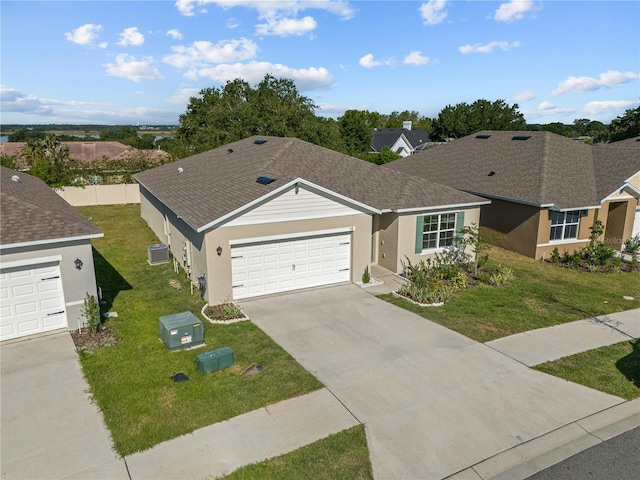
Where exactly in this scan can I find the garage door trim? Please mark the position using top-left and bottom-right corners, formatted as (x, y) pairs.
(1, 254), (62, 270)
(228, 226), (355, 247)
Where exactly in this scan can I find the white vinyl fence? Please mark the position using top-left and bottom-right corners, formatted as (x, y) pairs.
(56, 184), (140, 206)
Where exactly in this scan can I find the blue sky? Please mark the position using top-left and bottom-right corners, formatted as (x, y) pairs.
(1, 1), (638, 125)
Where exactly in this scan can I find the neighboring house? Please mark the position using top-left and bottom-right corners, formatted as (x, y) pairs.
(370, 121), (433, 157)
(0, 141), (170, 166)
(134, 136), (488, 305)
(386, 131), (640, 259)
(0, 167), (103, 341)
(607, 136), (640, 236)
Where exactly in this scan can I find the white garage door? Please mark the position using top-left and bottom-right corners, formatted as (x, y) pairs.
(231, 233), (351, 299)
(0, 262), (67, 341)
(633, 207), (640, 237)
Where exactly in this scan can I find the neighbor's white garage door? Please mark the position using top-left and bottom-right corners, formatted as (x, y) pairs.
(0, 263), (68, 341)
(231, 233), (351, 299)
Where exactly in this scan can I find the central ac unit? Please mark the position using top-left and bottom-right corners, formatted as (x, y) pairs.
(148, 244), (170, 265)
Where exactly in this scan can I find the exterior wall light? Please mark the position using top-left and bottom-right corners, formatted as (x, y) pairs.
(216, 246), (222, 256)
(74, 258), (83, 270)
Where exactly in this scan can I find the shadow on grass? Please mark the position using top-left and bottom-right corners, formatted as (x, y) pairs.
(616, 340), (640, 388)
(92, 247), (132, 313)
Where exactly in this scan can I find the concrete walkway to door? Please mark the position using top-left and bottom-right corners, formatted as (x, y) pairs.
(240, 284), (635, 480)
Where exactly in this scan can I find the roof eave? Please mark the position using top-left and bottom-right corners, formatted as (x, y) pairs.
(0, 232), (104, 251)
(393, 200), (491, 214)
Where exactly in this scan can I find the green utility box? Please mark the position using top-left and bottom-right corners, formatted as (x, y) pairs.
(197, 347), (234, 374)
(159, 311), (204, 351)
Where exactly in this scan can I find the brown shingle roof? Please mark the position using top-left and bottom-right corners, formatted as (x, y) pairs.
(0, 167), (102, 247)
(385, 131), (640, 210)
(134, 136), (486, 232)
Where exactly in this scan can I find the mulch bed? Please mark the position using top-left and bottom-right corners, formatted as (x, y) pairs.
(71, 325), (120, 353)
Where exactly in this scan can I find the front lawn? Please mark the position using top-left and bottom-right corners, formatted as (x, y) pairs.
(534, 340), (640, 400)
(221, 425), (373, 480)
(77, 205), (322, 456)
(381, 246), (640, 342)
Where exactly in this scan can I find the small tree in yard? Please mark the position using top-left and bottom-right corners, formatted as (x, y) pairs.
(81, 293), (101, 333)
(623, 234), (640, 270)
(459, 223), (490, 276)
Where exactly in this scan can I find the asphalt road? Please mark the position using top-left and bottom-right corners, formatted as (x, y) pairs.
(527, 427), (640, 480)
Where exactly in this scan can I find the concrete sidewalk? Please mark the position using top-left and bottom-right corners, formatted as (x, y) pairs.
(125, 388), (359, 479)
(486, 308), (640, 366)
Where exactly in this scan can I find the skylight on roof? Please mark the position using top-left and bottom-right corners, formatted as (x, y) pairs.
(254, 139), (267, 145)
(512, 135), (531, 141)
(476, 134), (492, 139)
(256, 176), (276, 185)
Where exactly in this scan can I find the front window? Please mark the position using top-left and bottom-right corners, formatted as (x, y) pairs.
(422, 213), (456, 250)
(550, 210), (580, 241)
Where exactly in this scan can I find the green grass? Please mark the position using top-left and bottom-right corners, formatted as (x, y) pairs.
(77, 205), (323, 456)
(221, 425), (372, 480)
(380, 247), (640, 342)
(534, 340), (640, 400)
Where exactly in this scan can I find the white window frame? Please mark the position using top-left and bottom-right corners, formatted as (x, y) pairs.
(421, 212), (457, 251)
(549, 210), (580, 241)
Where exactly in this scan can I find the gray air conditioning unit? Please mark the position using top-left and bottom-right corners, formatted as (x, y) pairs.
(148, 244), (170, 265)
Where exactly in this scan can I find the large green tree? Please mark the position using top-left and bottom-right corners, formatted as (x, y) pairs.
(176, 75), (319, 154)
(609, 106), (640, 142)
(20, 136), (78, 187)
(431, 99), (526, 140)
(338, 110), (374, 156)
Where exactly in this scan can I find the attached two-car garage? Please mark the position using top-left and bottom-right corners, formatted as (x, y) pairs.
(230, 231), (351, 300)
(0, 261), (68, 342)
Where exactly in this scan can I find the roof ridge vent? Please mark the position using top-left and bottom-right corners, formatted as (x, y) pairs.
(254, 139), (267, 145)
(512, 135), (531, 140)
(256, 176), (276, 185)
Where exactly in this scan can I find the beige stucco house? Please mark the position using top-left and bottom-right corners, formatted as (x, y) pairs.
(386, 131), (640, 259)
(134, 136), (488, 305)
(0, 167), (103, 341)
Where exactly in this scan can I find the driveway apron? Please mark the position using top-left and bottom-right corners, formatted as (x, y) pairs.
(240, 284), (625, 480)
(0, 332), (128, 480)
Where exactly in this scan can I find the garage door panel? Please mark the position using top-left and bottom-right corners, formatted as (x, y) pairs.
(0, 263), (68, 341)
(231, 232), (352, 299)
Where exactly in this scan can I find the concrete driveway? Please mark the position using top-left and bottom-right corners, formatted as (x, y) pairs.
(240, 284), (625, 479)
(0, 332), (128, 479)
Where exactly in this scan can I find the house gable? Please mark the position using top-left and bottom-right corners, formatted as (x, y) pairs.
(224, 183), (369, 227)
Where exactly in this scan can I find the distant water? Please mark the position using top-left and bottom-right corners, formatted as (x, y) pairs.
(0, 135), (8, 143)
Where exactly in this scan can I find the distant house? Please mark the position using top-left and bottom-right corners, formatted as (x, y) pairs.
(386, 131), (640, 259)
(134, 136), (487, 305)
(0, 167), (103, 341)
(370, 121), (433, 157)
(0, 141), (170, 166)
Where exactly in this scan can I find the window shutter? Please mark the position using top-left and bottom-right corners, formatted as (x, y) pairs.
(455, 211), (465, 246)
(415, 216), (424, 253)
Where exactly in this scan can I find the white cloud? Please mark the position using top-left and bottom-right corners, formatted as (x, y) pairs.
(167, 87), (202, 104)
(582, 100), (639, 116)
(64, 24), (105, 47)
(166, 29), (183, 40)
(163, 38), (259, 68)
(256, 15), (317, 36)
(175, 0), (355, 20)
(404, 51), (431, 66)
(359, 53), (392, 68)
(184, 61), (332, 91)
(317, 102), (369, 115)
(0, 85), (54, 115)
(458, 40), (521, 54)
(552, 70), (640, 96)
(513, 90), (536, 102)
(117, 27), (145, 47)
(527, 100), (575, 118)
(104, 54), (164, 82)
(494, 0), (535, 23)
(419, 0), (448, 26)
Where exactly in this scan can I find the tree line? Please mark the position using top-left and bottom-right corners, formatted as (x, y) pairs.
(2, 74), (638, 187)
